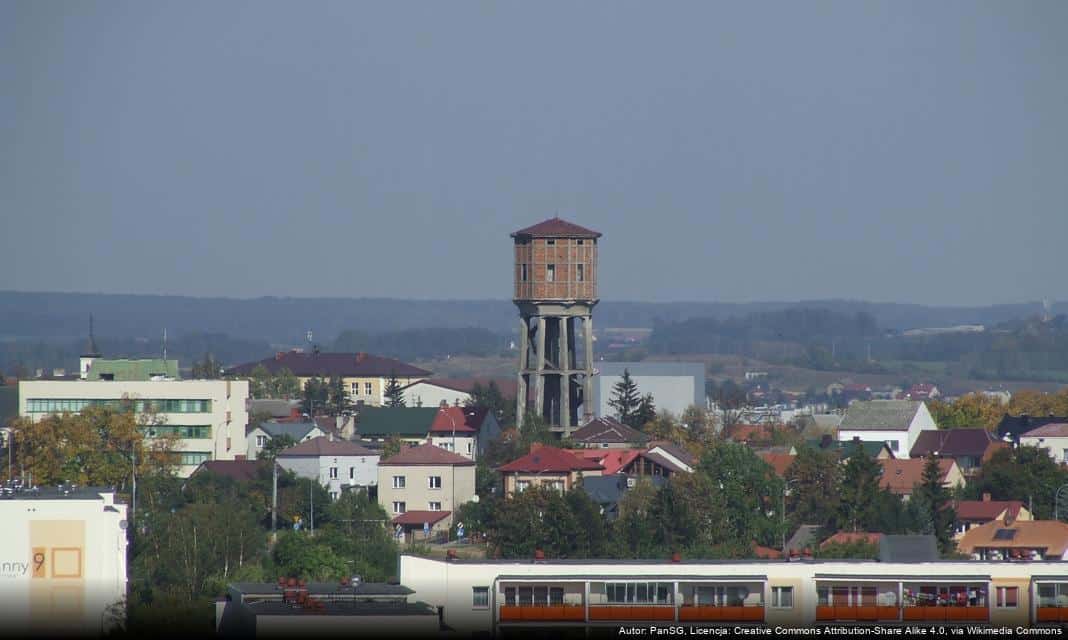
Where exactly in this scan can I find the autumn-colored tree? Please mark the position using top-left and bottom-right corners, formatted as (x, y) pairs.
(1007, 389), (1068, 418)
(927, 393), (1005, 430)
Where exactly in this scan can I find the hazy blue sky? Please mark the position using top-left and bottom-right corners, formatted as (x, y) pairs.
(2, 1), (1066, 305)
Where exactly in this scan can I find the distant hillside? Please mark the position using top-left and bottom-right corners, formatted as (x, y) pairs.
(0, 291), (1059, 345)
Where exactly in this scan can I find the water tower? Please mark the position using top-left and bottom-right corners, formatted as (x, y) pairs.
(512, 217), (600, 434)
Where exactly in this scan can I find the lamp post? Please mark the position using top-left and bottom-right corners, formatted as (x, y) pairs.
(781, 478), (798, 554)
(1055, 483), (1068, 522)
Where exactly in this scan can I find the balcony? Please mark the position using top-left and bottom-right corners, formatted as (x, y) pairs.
(587, 605), (675, 621)
(902, 606), (988, 622)
(816, 606), (900, 622)
(499, 605), (585, 622)
(678, 605), (764, 622)
(1036, 607), (1068, 624)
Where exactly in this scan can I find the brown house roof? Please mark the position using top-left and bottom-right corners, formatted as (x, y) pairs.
(759, 453), (796, 478)
(955, 499), (1026, 522)
(429, 406), (485, 434)
(191, 460), (269, 483)
(1021, 422), (1068, 438)
(277, 436), (378, 458)
(878, 458), (957, 495)
(380, 443), (474, 467)
(511, 217), (602, 239)
(226, 351), (430, 379)
(647, 441), (698, 468)
(571, 417), (649, 445)
(392, 510), (452, 526)
(497, 445), (604, 474)
(958, 519), (1068, 557)
(909, 429), (1005, 459)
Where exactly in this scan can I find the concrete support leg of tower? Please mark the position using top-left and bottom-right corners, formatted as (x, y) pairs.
(583, 315), (595, 422)
(534, 316), (546, 420)
(516, 317), (529, 429)
(559, 317), (571, 430)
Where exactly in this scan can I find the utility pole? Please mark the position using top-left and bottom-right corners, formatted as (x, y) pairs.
(310, 478), (315, 535)
(271, 461), (278, 535)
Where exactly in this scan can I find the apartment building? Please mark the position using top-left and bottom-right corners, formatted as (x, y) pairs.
(0, 485), (128, 636)
(400, 554), (1068, 635)
(18, 378), (249, 477)
(377, 444), (475, 539)
(275, 436), (379, 499)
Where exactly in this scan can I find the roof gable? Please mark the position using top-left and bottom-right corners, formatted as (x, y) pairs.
(958, 519), (1068, 556)
(380, 443), (474, 466)
(878, 458), (956, 495)
(277, 436), (378, 458)
(840, 400), (923, 431)
(570, 417), (649, 444)
(429, 406), (486, 434)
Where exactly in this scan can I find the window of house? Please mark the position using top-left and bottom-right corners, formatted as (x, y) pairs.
(576, 264), (584, 282)
(516, 480), (530, 493)
(349, 467), (355, 479)
(392, 476), (406, 489)
(996, 587), (1018, 608)
(428, 501), (442, 511)
(547, 480), (564, 492)
(887, 440), (899, 452)
(392, 501), (406, 514)
(772, 586), (794, 608)
(504, 588), (516, 606)
(428, 476), (442, 489)
(467, 442), (472, 454)
(472, 587), (489, 609)
(351, 382), (358, 394)
(330, 491), (339, 500)
(550, 588), (565, 605)
(328, 467), (338, 479)
(256, 435), (267, 447)
(364, 382), (373, 396)
(546, 264), (555, 282)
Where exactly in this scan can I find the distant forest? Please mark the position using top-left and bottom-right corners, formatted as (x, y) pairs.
(1, 290), (1066, 381)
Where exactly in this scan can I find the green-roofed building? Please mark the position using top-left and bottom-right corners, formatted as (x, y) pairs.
(805, 436), (896, 460)
(356, 407), (437, 443)
(86, 359), (180, 382)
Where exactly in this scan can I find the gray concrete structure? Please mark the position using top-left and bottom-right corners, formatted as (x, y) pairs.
(593, 361), (706, 419)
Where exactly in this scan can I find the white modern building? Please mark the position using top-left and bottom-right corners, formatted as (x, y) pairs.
(837, 400), (934, 458)
(0, 485), (128, 636)
(593, 362), (706, 419)
(275, 436), (380, 500)
(18, 379), (250, 477)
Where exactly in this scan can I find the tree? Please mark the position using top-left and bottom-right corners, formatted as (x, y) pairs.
(836, 447), (887, 533)
(614, 479), (663, 558)
(912, 455), (957, 555)
(608, 369), (641, 427)
(785, 445), (841, 531)
(259, 434), (297, 463)
(652, 471), (744, 557)
(384, 370), (405, 408)
(969, 445), (1068, 519)
(381, 436), (403, 460)
(248, 364), (273, 399)
(467, 380), (514, 426)
(680, 404), (713, 445)
(191, 352), (221, 379)
(271, 531), (349, 581)
(634, 393), (657, 429)
(273, 368), (300, 399)
(301, 376), (329, 415)
(327, 375), (353, 415)
(927, 394), (1005, 430)
(697, 442), (784, 550)
(815, 540), (879, 560)
(711, 379), (748, 432)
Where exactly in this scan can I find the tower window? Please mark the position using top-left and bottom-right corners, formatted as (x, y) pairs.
(577, 239), (584, 245)
(521, 264), (528, 282)
(576, 264), (585, 282)
(546, 264), (555, 282)
(546, 239), (555, 246)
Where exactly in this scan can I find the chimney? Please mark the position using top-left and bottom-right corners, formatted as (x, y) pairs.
(982, 492), (991, 502)
(534, 549), (545, 562)
(670, 551), (681, 563)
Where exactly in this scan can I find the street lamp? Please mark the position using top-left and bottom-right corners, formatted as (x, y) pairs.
(781, 478), (799, 553)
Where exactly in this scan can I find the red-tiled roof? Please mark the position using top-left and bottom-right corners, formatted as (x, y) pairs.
(759, 453), (796, 477)
(1021, 422), (1068, 438)
(910, 429), (1004, 459)
(226, 351), (430, 378)
(277, 436), (378, 458)
(380, 443), (474, 467)
(428, 406), (484, 434)
(497, 445), (604, 473)
(955, 499), (1025, 521)
(878, 459), (957, 495)
(511, 217), (602, 239)
(723, 424), (775, 443)
(576, 449), (640, 475)
(958, 520), (1068, 556)
(821, 532), (884, 548)
(392, 510), (452, 526)
(753, 544), (783, 559)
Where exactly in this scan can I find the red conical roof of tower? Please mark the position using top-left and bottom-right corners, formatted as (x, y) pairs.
(511, 217), (601, 238)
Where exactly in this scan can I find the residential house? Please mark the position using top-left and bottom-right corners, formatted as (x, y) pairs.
(837, 400), (935, 458)
(954, 494), (1032, 540)
(400, 378), (516, 411)
(569, 416), (650, 449)
(575, 447), (689, 480)
(996, 413), (1068, 446)
(723, 423), (784, 446)
(646, 441), (697, 473)
(276, 436), (380, 499)
(377, 444), (476, 537)
(580, 474), (666, 520)
(808, 434), (896, 460)
(909, 428), (1008, 475)
(226, 351), (430, 407)
(246, 420), (326, 461)
(427, 406), (501, 461)
(1019, 423), (1068, 465)
(878, 458), (965, 499)
(497, 444), (603, 495)
(958, 518), (1068, 561)
(898, 384), (940, 401)
(19, 377), (249, 477)
(759, 452), (796, 479)
(356, 407), (440, 445)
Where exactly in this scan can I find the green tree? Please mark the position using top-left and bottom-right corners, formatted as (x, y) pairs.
(836, 447), (886, 533)
(259, 434), (297, 463)
(384, 370), (405, 408)
(968, 445), (1068, 520)
(381, 436), (403, 460)
(697, 441), (785, 549)
(614, 479), (663, 558)
(327, 375), (353, 415)
(467, 380), (514, 426)
(487, 486), (578, 558)
(634, 393), (657, 429)
(815, 540), (880, 560)
(785, 445), (841, 531)
(301, 376), (329, 415)
(912, 455), (957, 555)
(271, 531), (349, 580)
(248, 364), (273, 399)
(273, 367), (300, 399)
(608, 369), (641, 427)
